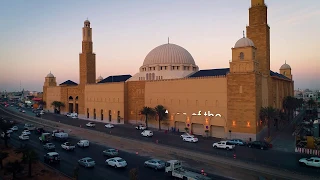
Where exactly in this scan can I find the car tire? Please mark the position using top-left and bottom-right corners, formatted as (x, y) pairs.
(114, 165), (117, 169)
(226, 147), (229, 150)
(248, 145), (251, 148)
(213, 146), (217, 148)
(155, 167), (158, 171)
(261, 147), (264, 150)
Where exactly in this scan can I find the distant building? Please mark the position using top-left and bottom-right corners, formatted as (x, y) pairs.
(43, 0), (294, 141)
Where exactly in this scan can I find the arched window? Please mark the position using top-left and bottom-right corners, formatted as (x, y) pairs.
(240, 52), (244, 60)
(146, 73), (149, 80)
(69, 96), (73, 100)
(283, 71), (286, 75)
(152, 73), (155, 80)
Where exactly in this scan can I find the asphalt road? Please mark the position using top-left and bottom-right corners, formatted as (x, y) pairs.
(5, 106), (320, 177)
(1, 107), (232, 180)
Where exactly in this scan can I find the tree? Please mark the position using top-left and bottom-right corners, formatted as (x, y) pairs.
(307, 99), (316, 109)
(154, 105), (168, 130)
(73, 165), (80, 180)
(0, 121), (12, 148)
(16, 146), (38, 178)
(129, 168), (139, 180)
(259, 106), (279, 138)
(37, 100), (46, 106)
(5, 160), (24, 179)
(282, 96), (297, 121)
(140, 106), (156, 128)
(0, 152), (8, 170)
(51, 101), (65, 114)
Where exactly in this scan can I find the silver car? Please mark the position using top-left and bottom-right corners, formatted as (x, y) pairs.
(144, 159), (165, 170)
(78, 157), (95, 168)
(43, 143), (55, 150)
(103, 149), (119, 157)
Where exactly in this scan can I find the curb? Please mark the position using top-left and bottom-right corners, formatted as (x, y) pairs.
(1, 107), (318, 180)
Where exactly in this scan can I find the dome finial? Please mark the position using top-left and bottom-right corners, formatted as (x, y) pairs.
(285, 60), (286, 64)
(243, 30), (245, 38)
(168, 37), (169, 44)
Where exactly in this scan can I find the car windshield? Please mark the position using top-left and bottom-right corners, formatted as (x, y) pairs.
(87, 158), (94, 162)
(109, 149), (116, 153)
(154, 160), (164, 164)
(117, 159), (125, 162)
(47, 143), (53, 146)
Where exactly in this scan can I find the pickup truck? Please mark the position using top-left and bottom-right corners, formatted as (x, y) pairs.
(61, 142), (75, 151)
(165, 160), (211, 180)
(212, 141), (235, 150)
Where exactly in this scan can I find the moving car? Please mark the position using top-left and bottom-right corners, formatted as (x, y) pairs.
(24, 124), (36, 131)
(39, 133), (51, 143)
(144, 159), (165, 170)
(77, 140), (90, 147)
(247, 141), (269, 150)
(6, 129), (13, 134)
(22, 110), (26, 113)
(78, 157), (95, 168)
(11, 126), (18, 131)
(105, 124), (114, 128)
(165, 160), (211, 180)
(1, 132), (10, 138)
(180, 133), (194, 139)
(183, 136), (198, 143)
(86, 122), (95, 127)
(227, 139), (247, 146)
(44, 152), (60, 164)
(299, 157), (320, 167)
(61, 142), (76, 151)
(22, 130), (31, 135)
(43, 143), (56, 150)
(135, 125), (146, 130)
(103, 149), (118, 157)
(105, 157), (127, 168)
(141, 130), (153, 137)
(212, 141), (235, 150)
(35, 127), (45, 135)
(19, 134), (29, 140)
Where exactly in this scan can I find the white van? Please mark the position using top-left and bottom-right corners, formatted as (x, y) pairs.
(54, 132), (68, 141)
(77, 140), (89, 148)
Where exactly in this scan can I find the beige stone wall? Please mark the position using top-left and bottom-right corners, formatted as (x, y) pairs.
(125, 81), (146, 124)
(85, 82), (125, 123)
(143, 77), (228, 132)
(45, 86), (62, 112)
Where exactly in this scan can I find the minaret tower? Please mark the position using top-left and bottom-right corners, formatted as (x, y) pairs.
(246, 0), (270, 75)
(79, 19), (96, 85)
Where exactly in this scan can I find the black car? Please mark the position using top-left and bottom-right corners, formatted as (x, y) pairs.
(35, 127), (45, 134)
(35, 113), (41, 117)
(44, 152), (60, 164)
(247, 141), (269, 150)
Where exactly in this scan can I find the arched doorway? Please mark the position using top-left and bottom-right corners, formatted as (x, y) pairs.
(68, 96), (73, 113)
(75, 96), (79, 113)
(109, 110), (112, 122)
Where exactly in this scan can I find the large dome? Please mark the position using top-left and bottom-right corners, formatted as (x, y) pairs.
(234, 37), (255, 48)
(143, 43), (196, 66)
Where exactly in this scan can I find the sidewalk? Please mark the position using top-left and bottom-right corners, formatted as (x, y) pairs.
(2, 107), (318, 180)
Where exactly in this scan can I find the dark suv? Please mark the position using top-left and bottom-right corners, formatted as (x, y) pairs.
(247, 141), (269, 150)
(44, 152), (60, 163)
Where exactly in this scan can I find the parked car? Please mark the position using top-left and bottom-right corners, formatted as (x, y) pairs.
(144, 159), (165, 170)
(43, 143), (56, 150)
(77, 140), (90, 148)
(105, 157), (127, 168)
(19, 135), (29, 140)
(86, 122), (95, 127)
(183, 136), (198, 143)
(180, 133), (194, 139)
(141, 130), (153, 137)
(44, 152), (60, 164)
(299, 157), (320, 167)
(247, 141), (269, 150)
(11, 126), (18, 131)
(212, 141), (235, 150)
(227, 139), (247, 146)
(78, 157), (95, 168)
(61, 142), (76, 151)
(105, 124), (114, 128)
(103, 149), (118, 157)
(135, 125), (146, 130)
(22, 130), (31, 135)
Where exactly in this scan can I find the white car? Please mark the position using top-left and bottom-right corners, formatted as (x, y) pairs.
(105, 157), (127, 168)
(11, 126), (18, 131)
(86, 122), (95, 127)
(105, 124), (114, 128)
(77, 140), (90, 147)
(22, 130), (31, 135)
(180, 133), (194, 139)
(183, 136), (198, 143)
(141, 130), (153, 137)
(22, 110), (26, 113)
(299, 157), (320, 167)
(6, 129), (13, 134)
(135, 125), (146, 130)
(19, 135), (29, 140)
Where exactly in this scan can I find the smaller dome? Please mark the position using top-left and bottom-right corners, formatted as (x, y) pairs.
(234, 37), (255, 48)
(84, 19), (90, 23)
(280, 62), (291, 70)
(46, 72), (54, 78)
(97, 76), (103, 80)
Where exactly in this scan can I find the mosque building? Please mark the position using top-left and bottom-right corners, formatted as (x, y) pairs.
(43, 0), (294, 140)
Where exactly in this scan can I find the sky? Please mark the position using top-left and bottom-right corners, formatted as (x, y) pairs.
(0, 0), (319, 92)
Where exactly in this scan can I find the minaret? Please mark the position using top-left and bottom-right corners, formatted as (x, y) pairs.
(79, 19), (96, 85)
(246, 0), (270, 76)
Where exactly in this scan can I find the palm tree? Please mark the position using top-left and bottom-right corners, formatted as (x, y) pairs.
(140, 106), (156, 128)
(51, 101), (65, 114)
(154, 105), (168, 130)
(0, 152), (8, 170)
(283, 96), (298, 121)
(259, 106), (279, 138)
(5, 160), (24, 179)
(16, 146), (38, 178)
(307, 99), (316, 109)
